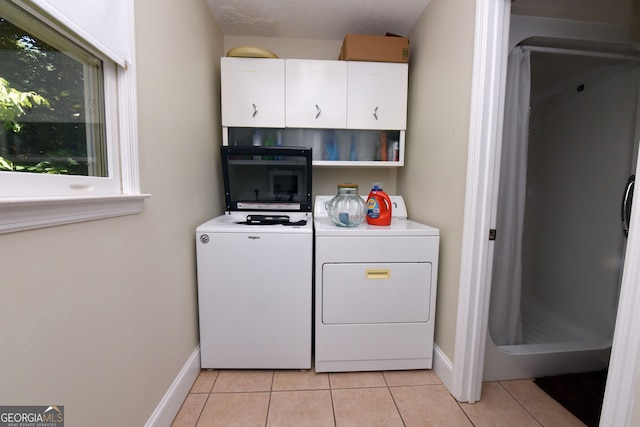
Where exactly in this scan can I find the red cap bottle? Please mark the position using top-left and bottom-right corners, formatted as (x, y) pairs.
(366, 183), (392, 226)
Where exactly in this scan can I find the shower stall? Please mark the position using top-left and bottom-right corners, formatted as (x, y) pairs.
(483, 41), (640, 381)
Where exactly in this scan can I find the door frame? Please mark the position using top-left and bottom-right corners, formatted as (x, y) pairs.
(454, 0), (640, 424)
(450, 0), (510, 402)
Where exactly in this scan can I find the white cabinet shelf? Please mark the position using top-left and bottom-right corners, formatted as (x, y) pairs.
(224, 128), (405, 166)
(221, 58), (408, 167)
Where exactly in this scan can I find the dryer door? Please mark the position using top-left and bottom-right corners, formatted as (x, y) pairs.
(322, 262), (431, 324)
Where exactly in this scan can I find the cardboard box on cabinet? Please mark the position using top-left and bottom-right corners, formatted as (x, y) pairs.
(339, 34), (409, 63)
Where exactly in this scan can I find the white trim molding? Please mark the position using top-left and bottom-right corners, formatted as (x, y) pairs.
(432, 344), (454, 392)
(0, 0), (147, 234)
(452, 0), (510, 403)
(146, 346), (201, 427)
(0, 194), (149, 234)
(118, 0), (142, 194)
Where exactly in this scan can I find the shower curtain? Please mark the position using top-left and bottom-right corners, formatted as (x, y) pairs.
(489, 46), (530, 346)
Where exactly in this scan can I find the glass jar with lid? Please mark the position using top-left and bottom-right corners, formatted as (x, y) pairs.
(325, 183), (366, 227)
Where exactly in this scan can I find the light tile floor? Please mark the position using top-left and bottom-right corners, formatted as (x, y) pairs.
(172, 368), (586, 426)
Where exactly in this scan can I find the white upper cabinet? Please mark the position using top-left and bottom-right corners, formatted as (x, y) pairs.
(220, 58), (408, 166)
(221, 57), (285, 127)
(346, 61), (408, 130)
(285, 59), (348, 128)
(221, 58), (408, 131)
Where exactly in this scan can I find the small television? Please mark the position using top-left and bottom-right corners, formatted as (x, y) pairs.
(220, 146), (312, 212)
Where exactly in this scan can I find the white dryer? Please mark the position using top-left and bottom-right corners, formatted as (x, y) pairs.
(314, 195), (439, 372)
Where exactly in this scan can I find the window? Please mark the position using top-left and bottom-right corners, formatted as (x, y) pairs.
(0, 0), (146, 233)
(1, 4), (108, 177)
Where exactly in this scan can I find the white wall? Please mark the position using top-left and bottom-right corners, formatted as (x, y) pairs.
(0, 0), (224, 424)
(399, 0), (477, 360)
(521, 55), (638, 339)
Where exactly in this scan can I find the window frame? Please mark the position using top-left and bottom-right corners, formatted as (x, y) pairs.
(0, 0), (148, 234)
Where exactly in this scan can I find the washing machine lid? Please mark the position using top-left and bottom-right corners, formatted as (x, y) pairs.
(197, 212), (312, 233)
(221, 146), (312, 213)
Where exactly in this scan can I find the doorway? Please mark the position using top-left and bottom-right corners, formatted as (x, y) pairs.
(484, 45), (640, 381)
(451, 3), (640, 424)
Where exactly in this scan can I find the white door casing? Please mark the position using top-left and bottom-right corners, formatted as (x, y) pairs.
(456, 0), (640, 424)
(451, 0), (510, 403)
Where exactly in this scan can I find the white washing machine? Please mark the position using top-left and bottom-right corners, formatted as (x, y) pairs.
(314, 195), (439, 372)
(196, 146), (313, 369)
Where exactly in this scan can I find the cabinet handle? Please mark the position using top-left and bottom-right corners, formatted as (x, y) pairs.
(252, 103), (258, 118)
(315, 104), (321, 119)
(373, 106), (379, 120)
(366, 269), (390, 279)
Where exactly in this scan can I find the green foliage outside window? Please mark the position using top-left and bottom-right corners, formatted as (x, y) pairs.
(0, 77), (48, 133)
(0, 76), (63, 173)
(0, 14), (98, 175)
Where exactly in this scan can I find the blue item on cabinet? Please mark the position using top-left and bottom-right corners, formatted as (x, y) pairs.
(324, 130), (339, 161)
(349, 133), (358, 161)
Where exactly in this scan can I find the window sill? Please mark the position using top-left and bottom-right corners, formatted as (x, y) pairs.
(0, 194), (150, 234)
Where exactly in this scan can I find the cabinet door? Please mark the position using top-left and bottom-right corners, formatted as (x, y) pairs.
(347, 62), (408, 130)
(286, 59), (347, 128)
(221, 57), (285, 127)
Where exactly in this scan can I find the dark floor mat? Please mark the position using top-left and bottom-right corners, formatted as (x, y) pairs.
(533, 369), (607, 427)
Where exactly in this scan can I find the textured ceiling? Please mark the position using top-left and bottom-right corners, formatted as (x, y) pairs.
(207, 0), (640, 41)
(205, 0), (431, 40)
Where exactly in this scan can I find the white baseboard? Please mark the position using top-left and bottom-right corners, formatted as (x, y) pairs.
(145, 345), (201, 427)
(432, 344), (454, 395)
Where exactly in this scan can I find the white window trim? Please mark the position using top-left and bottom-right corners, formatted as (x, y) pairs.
(0, 0), (149, 234)
(0, 194), (147, 233)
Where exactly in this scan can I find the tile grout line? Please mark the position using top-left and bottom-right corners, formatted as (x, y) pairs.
(382, 372), (409, 427)
(191, 370), (219, 427)
(193, 393), (211, 427)
(329, 384), (337, 426)
(497, 381), (544, 426)
(448, 382), (476, 427)
(327, 372), (338, 426)
(454, 399), (477, 426)
(263, 370), (275, 427)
